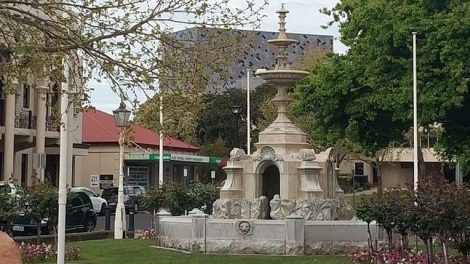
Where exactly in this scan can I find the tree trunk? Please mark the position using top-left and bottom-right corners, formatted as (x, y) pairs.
(375, 161), (383, 196)
(367, 222), (373, 252)
(401, 234), (409, 251)
(53, 226), (58, 253)
(441, 235), (449, 264)
(429, 238), (434, 264)
(36, 223), (41, 244)
(423, 238), (431, 264)
(463, 252), (468, 264)
(387, 229), (393, 252)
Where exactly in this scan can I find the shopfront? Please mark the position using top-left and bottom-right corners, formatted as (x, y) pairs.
(124, 153), (222, 189)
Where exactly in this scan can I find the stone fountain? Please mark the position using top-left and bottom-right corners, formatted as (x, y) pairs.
(213, 5), (350, 220)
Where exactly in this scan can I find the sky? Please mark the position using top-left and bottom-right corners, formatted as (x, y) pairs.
(89, 0), (344, 114)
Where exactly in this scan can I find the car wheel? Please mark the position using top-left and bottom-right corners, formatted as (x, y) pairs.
(84, 218), (95, 232)
(99, 204), (106, 216)
(134, 202), (139, 214)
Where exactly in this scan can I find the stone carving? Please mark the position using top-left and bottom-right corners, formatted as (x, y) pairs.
(296, 149), (316, 161)
(212, 199), (231, 219)
(254, 146), (283, 162)
(336, 198), (354, 220)
(252, 196), (269, 219)
(269, 195), (296, 220)
(236, 220), (254, 236)
(295, 199), (340, 220)
(241, 199), (251, 219)
(230, 148), (248, 161)
(215, 198), (271, 219)
(230, 200), (242, 218)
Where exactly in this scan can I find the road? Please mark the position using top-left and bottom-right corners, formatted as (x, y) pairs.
(95, 212), (153, 231)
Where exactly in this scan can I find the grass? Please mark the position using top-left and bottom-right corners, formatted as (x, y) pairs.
(45, 239), (352, 264)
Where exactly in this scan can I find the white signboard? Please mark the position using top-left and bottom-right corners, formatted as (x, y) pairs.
(90, 175), (99, 188)
(127, 166), (149, 187)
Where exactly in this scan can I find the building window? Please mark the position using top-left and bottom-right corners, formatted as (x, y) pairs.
(23, 84), (30, 108)
(21, 154), (28, 187)
(354, 162), (364, 176)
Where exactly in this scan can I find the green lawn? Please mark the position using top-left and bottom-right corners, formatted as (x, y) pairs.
(46, 239), (351, 264)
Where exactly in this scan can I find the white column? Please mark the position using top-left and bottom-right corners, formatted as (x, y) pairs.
(412, 32), (418, 191)
(246, 69), (251, 155)
(114, 132), (126, 239)
(3, 79), (17, 180)
(159, 94), (164, 186)
(57, 62), (70, 264)
(35, 77), (47, 181)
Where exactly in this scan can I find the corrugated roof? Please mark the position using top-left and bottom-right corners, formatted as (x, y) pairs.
(82, 108), (200, 151)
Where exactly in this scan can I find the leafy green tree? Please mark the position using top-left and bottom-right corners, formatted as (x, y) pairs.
(451, 189), (470, 263)
(25, 183), (59, 243)
(135, 91), (205, 145)
(0, 192), (21, 235)
(354, 194), (379, 251)
(311, 0), (470, 168)
(141, 186), (165, 225)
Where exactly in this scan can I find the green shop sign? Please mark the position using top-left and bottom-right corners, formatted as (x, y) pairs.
(148, 153), (171, 160)
(126, 153), (221, 164)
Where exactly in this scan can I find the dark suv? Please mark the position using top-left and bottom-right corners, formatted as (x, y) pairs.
(101, 186), (145, 214)
(12, 190), (97, 236)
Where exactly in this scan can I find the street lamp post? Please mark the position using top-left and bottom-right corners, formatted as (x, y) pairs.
(113, 101), (131, 239)
(230, 105), (243, 148)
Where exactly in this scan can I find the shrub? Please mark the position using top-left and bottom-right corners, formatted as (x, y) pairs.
(0, 191), (22, 234)
(141, 186), (165, 214)
(348, 248), (464, 264)
(18, 242), (80, 263)
(135, 228), (156, 240)
(163, 182), (219, 216)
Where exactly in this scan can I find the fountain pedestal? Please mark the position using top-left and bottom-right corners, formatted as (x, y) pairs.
(213, 4), (348, 220)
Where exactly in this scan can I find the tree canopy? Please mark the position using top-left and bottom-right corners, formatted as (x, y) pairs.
(0, 0), (268, 100)
(296, 0), (470, 162)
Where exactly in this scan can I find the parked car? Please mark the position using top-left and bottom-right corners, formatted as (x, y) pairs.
(71, 187), (108, 216)
(101, 185), (145, 214)
(0, 181), (24, 198)
(12, 190), (97, 236)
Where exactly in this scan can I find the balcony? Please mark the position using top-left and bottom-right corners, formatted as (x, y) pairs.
(15, 111), (36, 129)
(46, 116), (60, 132)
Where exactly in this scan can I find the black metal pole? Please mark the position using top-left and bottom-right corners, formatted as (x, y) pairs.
(128, 207), (135, 238)
(104, 205), (111, 231)
(235, 116), (239, 147)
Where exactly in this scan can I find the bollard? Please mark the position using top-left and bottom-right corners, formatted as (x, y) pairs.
(128, 207), (135, 238)
(104, 205), (111, 231)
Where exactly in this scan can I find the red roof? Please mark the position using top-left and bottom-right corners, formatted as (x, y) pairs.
(82, 108), (200, 151)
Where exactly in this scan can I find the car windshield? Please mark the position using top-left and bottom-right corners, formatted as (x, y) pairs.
(101, 188), (118, 197)
(80, 188), (97, 197)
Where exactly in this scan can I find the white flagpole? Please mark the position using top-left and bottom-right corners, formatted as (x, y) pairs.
(159, 93), (164, 186)
(412, 32), (418, 191)
(57, 57), (69, 264)
(246, 69), (251, 155)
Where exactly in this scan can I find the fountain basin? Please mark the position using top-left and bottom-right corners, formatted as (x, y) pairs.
(256, 69), (309, 85)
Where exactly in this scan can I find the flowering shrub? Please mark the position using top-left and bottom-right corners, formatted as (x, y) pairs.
(17, 242), (80, 263)
(135, 228), (156, 240)
(348, 249), (465, 264)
